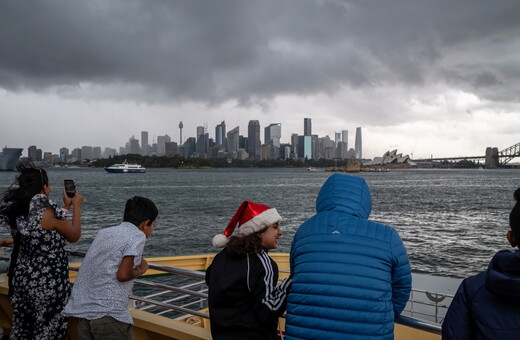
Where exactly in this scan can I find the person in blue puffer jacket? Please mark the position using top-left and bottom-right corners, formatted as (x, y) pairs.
(285, 173), (412, 340)
(442, 187), (520, 340)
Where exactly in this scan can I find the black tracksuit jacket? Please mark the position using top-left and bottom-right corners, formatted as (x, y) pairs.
(205, 248), (291, 340)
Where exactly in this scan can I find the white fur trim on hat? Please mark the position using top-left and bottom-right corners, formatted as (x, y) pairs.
(238, 208), (282, 236)
(212, 234), (229, 248)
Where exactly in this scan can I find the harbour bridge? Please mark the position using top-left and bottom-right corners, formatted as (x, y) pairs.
(413, 142), (520, 169)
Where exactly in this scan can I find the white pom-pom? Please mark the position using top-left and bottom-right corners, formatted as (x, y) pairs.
(212, 234), (229, 248)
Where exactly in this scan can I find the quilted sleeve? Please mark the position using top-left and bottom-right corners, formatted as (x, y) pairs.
(390, 228), (412, 317)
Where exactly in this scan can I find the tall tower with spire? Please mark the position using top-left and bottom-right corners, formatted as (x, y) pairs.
(179, 121), (183, 145)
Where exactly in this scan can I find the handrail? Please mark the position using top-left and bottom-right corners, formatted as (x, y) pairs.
(64, 249), (445, 335)
(396, 315), (442, 334)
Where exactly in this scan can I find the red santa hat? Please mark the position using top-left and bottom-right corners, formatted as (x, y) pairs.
(212, 201), (282, 248)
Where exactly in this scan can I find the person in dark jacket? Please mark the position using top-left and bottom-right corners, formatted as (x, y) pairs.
(285, 173), (411, 340)
(206, 201), (291, 340)
(442, 187), (520, 339)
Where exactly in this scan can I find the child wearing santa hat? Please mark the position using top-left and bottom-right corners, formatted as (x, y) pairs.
(205, 201), (292, 340)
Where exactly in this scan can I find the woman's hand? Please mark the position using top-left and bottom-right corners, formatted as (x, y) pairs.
(62, 190), (73, 210)
(71, 191), (84, 208)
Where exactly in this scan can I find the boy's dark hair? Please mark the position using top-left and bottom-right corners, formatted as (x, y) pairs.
(226, 226), (268, 257)
(123, 196), (158, 227)
(510, 188), (520, 247)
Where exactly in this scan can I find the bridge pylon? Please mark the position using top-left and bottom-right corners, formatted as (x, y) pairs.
(485, 147), (499, 169)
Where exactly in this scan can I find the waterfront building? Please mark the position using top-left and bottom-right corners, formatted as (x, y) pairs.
(141, 131), (149, 155)
(215, 121), (226, 147)
(93, 146), (102, 160)
(59, 147), (69, 163)
(237, 149), (249, 160)
(335, 132), (341, 146)
(196, 132), (209, 155)
(265, 123), (281, 148)
(182, 137), (196, 157)
(355, 127), (362, 159)
(196, 126), (205, 140)
(28, 145), (39, 161)
(43, 152), (52, 163)
(325, 135), (336, 159)
(298, 135), (312, 160)
(365, 149), (410, 166)
(28, 146), (35, 160)
(128, 137), (140, 155)
(304, 118), (312, 136)
(239, 135), (248, 151)
(247, 120), (261, 159)
(81, 146), (93, 161)
(103, 147), (117, 158)
(337, 141), (348, 160)
(312, 135), (319, 160)
(265, 123), (281, 159)
(227, 126), (239, 153)
(281, 145), (291, 160)
(157, 135), (171, 155)
(165, 142), (178, 156)
(291, 133), (299, 158)
(72, 148), (82, 162)
(260, 144), (272, 160)
(342, 130), (348, 150)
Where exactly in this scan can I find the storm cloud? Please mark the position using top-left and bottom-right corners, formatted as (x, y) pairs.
(1, 0), (519, 158)
(2, 0), (519, 105)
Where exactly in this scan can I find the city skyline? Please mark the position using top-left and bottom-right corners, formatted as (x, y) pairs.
(1, 1), (520, 160)
(22, 118), (364, 162)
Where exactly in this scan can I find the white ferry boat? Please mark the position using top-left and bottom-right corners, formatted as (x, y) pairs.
(104, 161), (146, 173)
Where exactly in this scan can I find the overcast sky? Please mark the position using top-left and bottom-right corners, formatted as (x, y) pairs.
(1, 0), (519, 159)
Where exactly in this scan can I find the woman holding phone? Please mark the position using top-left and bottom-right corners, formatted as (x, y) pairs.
(0, 164), (83, 339)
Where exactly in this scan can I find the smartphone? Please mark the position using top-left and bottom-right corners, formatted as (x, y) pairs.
(64, 179), (76, 198)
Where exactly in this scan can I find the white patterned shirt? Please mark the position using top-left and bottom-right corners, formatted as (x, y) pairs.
(62, 222), (146, 324)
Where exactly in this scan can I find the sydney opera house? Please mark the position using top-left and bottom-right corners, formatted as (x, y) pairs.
(364, 149), (412, 167)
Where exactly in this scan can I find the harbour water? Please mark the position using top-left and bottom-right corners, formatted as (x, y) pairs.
(1, 167), (519, 279)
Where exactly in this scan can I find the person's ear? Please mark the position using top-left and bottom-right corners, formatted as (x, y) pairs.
(507, 230), (517, 248)
(137, 220), (150, 230)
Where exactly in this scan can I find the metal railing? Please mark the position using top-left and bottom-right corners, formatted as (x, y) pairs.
(67, 250), (443, 334)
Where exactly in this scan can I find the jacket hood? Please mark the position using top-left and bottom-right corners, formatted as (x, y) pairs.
(316, 173), (372, 218)
(485, 250), (520, 301)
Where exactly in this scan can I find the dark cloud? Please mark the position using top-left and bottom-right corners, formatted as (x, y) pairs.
(1, 0), (520, 105)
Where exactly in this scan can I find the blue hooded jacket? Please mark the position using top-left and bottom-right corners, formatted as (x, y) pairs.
(285, 173), (412, 340)
(442, 249), (520, 339)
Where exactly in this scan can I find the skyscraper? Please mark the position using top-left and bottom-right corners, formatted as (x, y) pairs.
(227, 126), (239, 153)
(179, 121), (183, 145)
(355, 127), (362, 159)
(157, 135), (171, 155)
(265, 123), (281, 147)
(291, 133), (299, 158)
(335, 132), (341, 146)
(141, 131), (149, 154)
(304, 118), (312, 136)
(298, 136), (312, 159)
(215, 121), (226, 146)
(341, 130), (348, 150)
(247, 120), (261, 159)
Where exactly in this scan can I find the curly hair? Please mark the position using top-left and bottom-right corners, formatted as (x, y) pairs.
(225, 226), (268, 256)
(1, 163), (49, 228)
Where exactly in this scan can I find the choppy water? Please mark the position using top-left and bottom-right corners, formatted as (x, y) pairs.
(1, 167), (519, 278)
